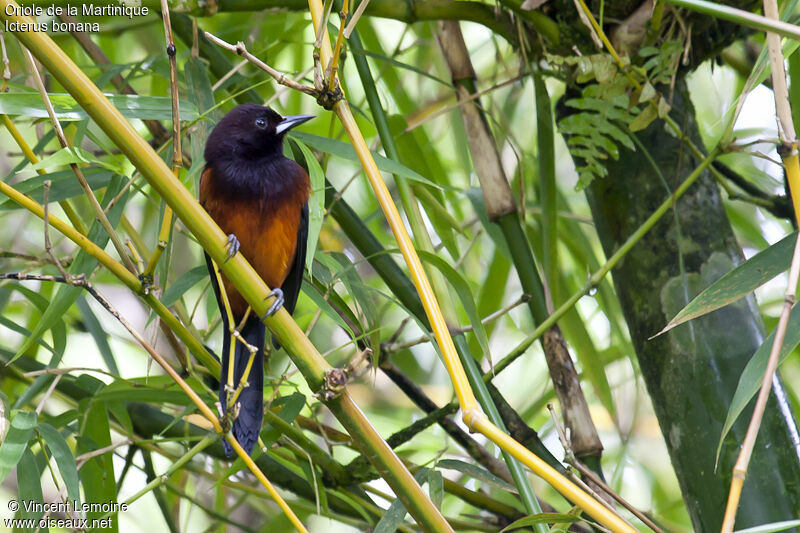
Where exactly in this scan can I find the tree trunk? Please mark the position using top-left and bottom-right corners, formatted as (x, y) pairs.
(581, 85), (800, 530)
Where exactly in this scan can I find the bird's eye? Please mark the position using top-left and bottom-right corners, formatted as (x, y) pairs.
(255, 117), (267, 129)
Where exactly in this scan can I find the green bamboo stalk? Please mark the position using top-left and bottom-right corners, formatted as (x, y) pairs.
(534, 72), (558, 305)
(348, 27), (544, 522)
(2, 6), (447, 531)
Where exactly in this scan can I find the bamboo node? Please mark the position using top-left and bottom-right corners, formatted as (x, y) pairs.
(316, 84), (343, 110)
(317, 368), (347, 401)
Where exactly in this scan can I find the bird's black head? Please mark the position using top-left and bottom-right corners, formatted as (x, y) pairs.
(204, 104), (314, 165)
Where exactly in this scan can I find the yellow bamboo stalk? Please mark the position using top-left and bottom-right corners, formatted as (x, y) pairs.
(307, 0), (478, 415)
(306, 2), (637, 531)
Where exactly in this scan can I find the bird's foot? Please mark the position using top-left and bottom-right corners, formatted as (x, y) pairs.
(224, 234), (240, 263)
(261, 288), (284, 319)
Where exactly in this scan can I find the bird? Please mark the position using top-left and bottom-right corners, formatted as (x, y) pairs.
(200, 104), (314, 456)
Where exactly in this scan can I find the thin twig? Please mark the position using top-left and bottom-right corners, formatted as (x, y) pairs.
(0, 28), (10, 86)
(314, 0), (335, 49)
(343, 0), (371, 38)
(75, 439), (134, 468)
(42, 181), (71, 280)
(383, 293), (530, 352)
(35, 374), (61, 415)
(204, 32), (317, 97)
(325, 0), (349, 91)
(548, 404), (667, 533)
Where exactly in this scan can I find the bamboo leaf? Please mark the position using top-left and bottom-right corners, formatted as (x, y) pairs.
(658, 232), (797, 335)
(161, 265), (208, 307)
(31, 146), (125, 175)
(37, 422), (81, 504)
(261, 392), (306, 445)
(0, 410), (37, 485)
(76, 296), (119, 375)
(77, 400), (118, 533)
(734, 520), (800, 533)
(500, 513), (581, 532)
(416, 251), (490, 359)
(534, 72), (557, 301)
(291, 139), (326, 276)
(0, 168), (114, 210)
(8, 176), (128, 365)
(716, 304), (800, 463)
(289, 131), (443, 189)
(351, 48), (450, 86)
(435, 459), (517, 493)
(16, 449), (44, 523)
(0, 92), (198, 121)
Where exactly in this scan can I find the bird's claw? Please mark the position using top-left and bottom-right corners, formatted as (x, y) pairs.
(224, 234), (240, 263)
(261, 288), (284, 319)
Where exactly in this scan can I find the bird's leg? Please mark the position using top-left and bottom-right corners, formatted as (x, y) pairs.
(224, 233), (240, 262)
(228, 335), (259, 408)
(226, 307), (258, 410)
(261, 288), (284, 319)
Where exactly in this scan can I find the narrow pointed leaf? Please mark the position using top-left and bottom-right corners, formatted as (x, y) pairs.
(658, 231), (798, 335)
(716, 304), (800, 463)
(0, 410), (37, 484)
(37, 422), (81, 504)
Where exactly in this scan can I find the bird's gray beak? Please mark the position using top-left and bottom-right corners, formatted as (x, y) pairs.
(276, 114), (315, 135)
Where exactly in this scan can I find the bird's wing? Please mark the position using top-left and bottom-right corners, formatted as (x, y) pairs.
(281, 202), (308, 316)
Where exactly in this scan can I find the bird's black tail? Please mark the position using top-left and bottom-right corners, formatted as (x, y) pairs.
(219, 314), (264, 456)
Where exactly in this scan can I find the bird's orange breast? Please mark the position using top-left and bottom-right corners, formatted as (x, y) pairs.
(200, 167), (308, 318)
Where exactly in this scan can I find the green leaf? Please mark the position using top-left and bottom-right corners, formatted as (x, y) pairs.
(435, 458), (517, 493)
(535, 72), (557, 302)
(161, 265), (209, 307)
(629, 105), (658, 132)
(351, 48), (450, 86)
(31, 146), (125, 175)
(289, 131), (443, 189)
(416, 251), (490, 359)
(0, 168), (114, 211)
(425, 468), (443, 509)
(0, 410), (37, 485)
(638, 81), (657, 103)
(37, 423), (81, 504)
(658, 232), (797, 335)
(0, 92), (198, 121)
(327, 251), (380, 356)
(292, 139), (326, 276)
(261, 393), (306, 445)
(16, 449), (45, 523)
(76, 296), (119, 375)
(78, 400), (118, 533)
(373, 469), (432, 533)
(716, 304), (800, 463)
(302, 278), (357, 340)
(500, 513), (581, 532)
(735, 520), (800, 533)
(185, 57), (221, 184)
(93, 377), (203, 405)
